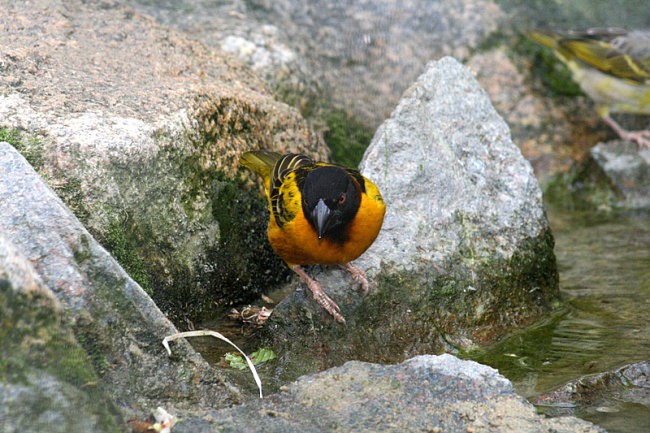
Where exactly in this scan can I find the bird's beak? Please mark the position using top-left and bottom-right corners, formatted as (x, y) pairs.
(311, 198), (331, 239)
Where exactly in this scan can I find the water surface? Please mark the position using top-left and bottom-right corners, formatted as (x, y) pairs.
(473, 208), (650, 433)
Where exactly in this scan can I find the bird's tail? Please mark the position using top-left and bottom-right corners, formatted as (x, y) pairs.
(526, 30), (562, 50)
(239, 150), (282, 183)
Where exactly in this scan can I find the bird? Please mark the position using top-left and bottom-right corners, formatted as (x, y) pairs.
(527, 28), (650, 148)
(239, 150), (386, 324)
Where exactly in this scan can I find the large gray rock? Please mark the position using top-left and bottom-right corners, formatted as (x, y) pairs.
(0, 0), (326, 323)
(0, 143), (240, 421)
(173, 354), (604, 433)
(264, 57), (558, 381)
(359, 56), (550, 274)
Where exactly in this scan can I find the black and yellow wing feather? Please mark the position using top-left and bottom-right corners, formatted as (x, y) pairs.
(239, 150), (315, 227)
(527, 29), (650, 84)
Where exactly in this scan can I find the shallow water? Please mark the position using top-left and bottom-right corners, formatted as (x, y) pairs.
(472, 207), (650, 433)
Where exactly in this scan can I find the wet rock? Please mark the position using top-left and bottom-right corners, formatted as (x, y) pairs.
(544, 140), (650, 211)
(0, 235), (124, 433)
(0, 143), (241, 422)
(590, 141), (650, 209)
(537, 359), (650, 417)
(173, 354), (604, 433)
(0, 0), (326, 323)
(264, 57), (558, 381)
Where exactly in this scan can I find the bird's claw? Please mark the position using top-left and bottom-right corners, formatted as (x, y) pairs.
(306, 279), (345, 324)
(602, 116), (650, 148)
(619, 129), (650, 148)
(291, 265), (345, 323)
(341, 263), (370, 294)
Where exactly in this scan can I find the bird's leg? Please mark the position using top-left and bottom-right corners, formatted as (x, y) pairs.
(602, 115), (650, 148)
(290, 265), (345, 324)
(340, 263), (369, 294)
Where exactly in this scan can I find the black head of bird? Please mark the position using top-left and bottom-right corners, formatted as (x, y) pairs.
(301, 165), (361, 241)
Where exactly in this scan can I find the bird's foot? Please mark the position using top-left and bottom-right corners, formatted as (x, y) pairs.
(618, 128), (650, 148)
(341, 263), (369, 294)
(291, 265), (345, 324)
(602, 115), (650, 148)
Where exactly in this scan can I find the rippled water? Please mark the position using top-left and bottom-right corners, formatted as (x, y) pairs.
(473, 208), (650, 433)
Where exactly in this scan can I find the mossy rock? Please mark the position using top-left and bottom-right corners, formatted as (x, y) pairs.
(0, 242), (123, 432)
(259, 228), (558, 387)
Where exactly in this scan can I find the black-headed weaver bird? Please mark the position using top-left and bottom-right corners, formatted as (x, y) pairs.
(239, 150), (386, 323)
(527, 28), (650, 147)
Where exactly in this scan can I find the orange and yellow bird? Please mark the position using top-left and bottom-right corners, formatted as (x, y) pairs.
(239, 150), (386, 323)
(528, 28), (650, 147)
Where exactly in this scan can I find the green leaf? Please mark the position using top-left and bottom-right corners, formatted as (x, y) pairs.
(225, 352), (248, 369)
(225, 348), (276, 369)
(250, 348), (276, 364)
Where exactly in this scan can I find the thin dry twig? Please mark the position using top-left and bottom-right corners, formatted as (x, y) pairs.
(162, 330), (263, 398)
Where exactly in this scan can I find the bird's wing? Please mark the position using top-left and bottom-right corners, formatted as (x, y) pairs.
(270, 153), (313, 227)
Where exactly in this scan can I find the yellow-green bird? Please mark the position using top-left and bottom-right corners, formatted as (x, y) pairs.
(528, 28), (650, 147)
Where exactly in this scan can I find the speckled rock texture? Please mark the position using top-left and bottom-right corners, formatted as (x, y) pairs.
(129, 0), (505, 129)
(129, 0), (650, 187)
(173, 354), (605, 433)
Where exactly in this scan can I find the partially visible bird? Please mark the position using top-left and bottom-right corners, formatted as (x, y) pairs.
(239, 150), (386, 323)
(527, 28), (650, 147)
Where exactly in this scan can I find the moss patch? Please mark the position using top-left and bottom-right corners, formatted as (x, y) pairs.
(2, 127), (93, 225)
(129, 92), (306, 325)
(99, 214), (154, 296)
(0, 278), (122, 429)
(200, 176), (290, 304)
(3, 94), (322, 330)
(544, 157), (620, 211)
(1, 126), (47, 171)
(324, 109), (374, 167)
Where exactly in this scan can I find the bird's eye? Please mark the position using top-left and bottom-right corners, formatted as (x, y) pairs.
(338, 193), (346, 204)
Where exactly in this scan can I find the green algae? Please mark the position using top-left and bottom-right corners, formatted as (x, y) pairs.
(543, 158), (620, 211)
(198, 177), (290, 306)
(324, 109), (373, 167)
(99, 214), (154, 296)
(0, 127), (47, 171)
